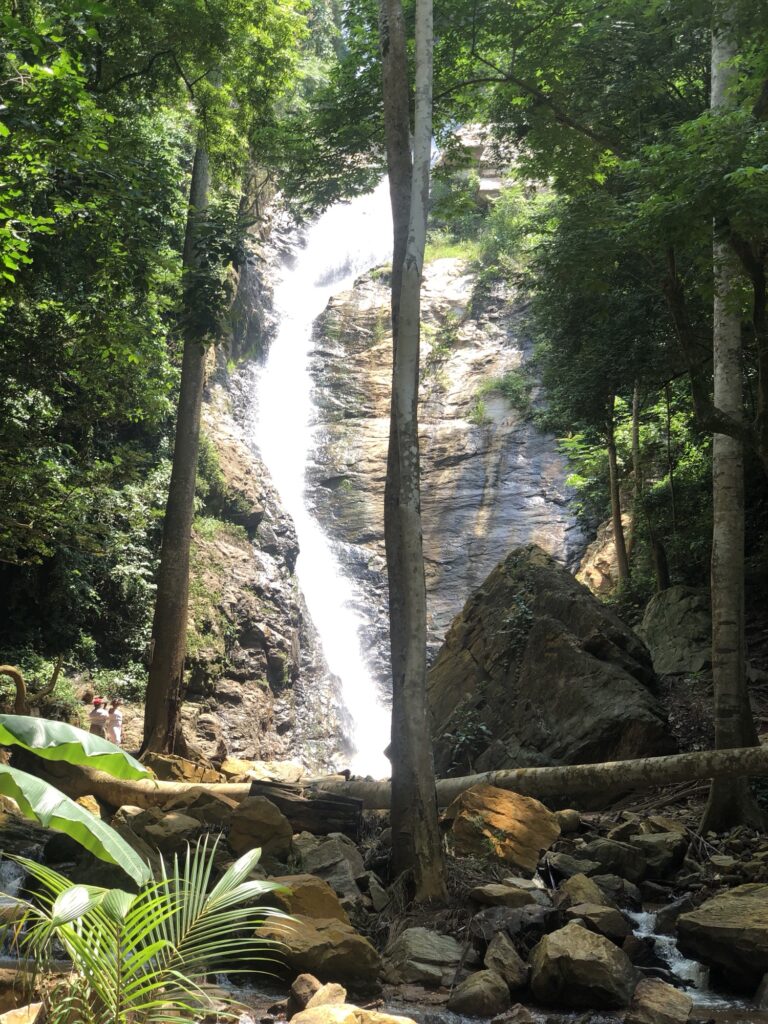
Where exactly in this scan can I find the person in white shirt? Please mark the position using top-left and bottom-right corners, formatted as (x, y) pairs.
(88, 697), (108, 737)
(105, 699), (123, 745)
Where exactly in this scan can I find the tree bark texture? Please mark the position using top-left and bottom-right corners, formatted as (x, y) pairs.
(379, 0), (446, 901)
(606, 395), (630, 585)
(702, 12), (763, 831)
(143, 145), (210, 754)
(39, 745), (768, 813)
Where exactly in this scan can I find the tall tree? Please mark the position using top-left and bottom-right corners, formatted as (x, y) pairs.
(143, 142), (210, 753)
(701, 3), (762, 831)
(379, 0), (446, 900)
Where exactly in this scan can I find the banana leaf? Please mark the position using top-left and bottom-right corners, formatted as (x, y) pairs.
(0, 714), (150, 780)
(0, 763), (151, 886)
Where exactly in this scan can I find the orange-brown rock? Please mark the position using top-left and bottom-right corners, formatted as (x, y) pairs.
(443, 784), (560, 874)
(269, 874), (352, 925)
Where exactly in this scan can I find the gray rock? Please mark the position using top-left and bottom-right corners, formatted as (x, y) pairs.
(564, 902), (632, 943)
(638, 585), (711, 675)
(582, 838), (647, 882)
(483, 932), (530, 990)
(629, 832), (688, 876)
(677, 884), (768, 991)
(383, 927), (464, 986)
(591, 873), (642, 909)
(447, 971), (511, 1017)
(625, 977), (693, 1024)
(529, 922), (638, 1009)
(428, 546), (675, 777)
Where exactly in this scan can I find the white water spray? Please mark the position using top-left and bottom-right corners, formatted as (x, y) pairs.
(255, 182), (393, 778)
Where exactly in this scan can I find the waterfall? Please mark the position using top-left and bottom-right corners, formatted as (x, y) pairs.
(254, 182), (393, 778)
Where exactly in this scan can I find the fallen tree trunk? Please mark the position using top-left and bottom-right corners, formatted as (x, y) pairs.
(246, 780), (362, 837)
(23, 744), (768, 812)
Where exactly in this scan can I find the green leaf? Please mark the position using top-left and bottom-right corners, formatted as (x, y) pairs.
(0, 714), (151, 780)
(51, 884), (104, 925)
(0, 764), (151, 886)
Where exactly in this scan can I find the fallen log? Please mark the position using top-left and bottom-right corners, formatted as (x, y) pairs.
(246, 779), (362, 837)
(21, 743), (768, 813)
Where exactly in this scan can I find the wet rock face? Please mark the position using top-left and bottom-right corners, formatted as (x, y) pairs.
(676, 883), (768, 991)
(306, 259), (584, 689)
(181, 383), (347, 771)
(427, 544), (676, 776)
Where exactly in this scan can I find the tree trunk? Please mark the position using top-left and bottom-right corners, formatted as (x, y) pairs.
(142, 144), (210, 754)
(38, 744), (768, 812)
(379, 0), (446, 902)
(606, 395), (630, 585)
(701, 12), (763, 832)
(626, 383), (642, 563)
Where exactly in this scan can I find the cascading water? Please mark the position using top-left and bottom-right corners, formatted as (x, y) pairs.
(254, 182), (393, 778)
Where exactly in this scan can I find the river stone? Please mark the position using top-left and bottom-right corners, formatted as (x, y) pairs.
(677, 884), (768, 991)
(629, 832), (687, 876)
(293, 832), (366, 903)
(470, 883), (540, 908)
(287, 974), (323, 1018)
(564, 902), (631, 943)
(529, 921), (637, 1008)
(229, 795), (293, 858)
(591, 873), (642, 909)
(483, 932), (530, 989)
(547, 852), (601, 879)
(490, 1008), (535, 1024)
(306, 984), (348, 1011)
(428, 545), (674, 776)
(290, 1007), (417, 1024)
(382, 927), (464, 986)
(470, 904), (560, 955)
(163, 786), (238, 827)
(638, 585), (711, 675)
(0, 1006), (44, 1024)
(447, 971), (511, 1016)
(554, 808), (581, 833)
(255, 914), (381, 986)
(443, 784), (560, 873)
(554, 873), (613, 909)
(581, 838), (647, 882)
(625, 978), (693, 1024)
(269, 874), (352, 924)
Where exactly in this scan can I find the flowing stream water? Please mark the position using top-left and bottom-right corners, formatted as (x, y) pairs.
(254, 183), (394, 777)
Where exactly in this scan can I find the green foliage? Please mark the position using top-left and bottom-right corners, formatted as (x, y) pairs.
(0, 714), (149, 779)
(477, 369), (532, 415)
(468, 399), (490, 427)
(6, 838), (287, 1023)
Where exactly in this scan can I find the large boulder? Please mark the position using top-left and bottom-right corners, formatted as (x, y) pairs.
(529, 921), (637, 1009)
(447, 971), (511, 1016)
(269, 874), (352, 925)
(255, 914), (381, 987)
(625, 978), (692, 1024)
(290, 1007), (416, 1024)
(638, 586), (711, 676)
(428, 546), (675, 776)
(677, 884), (768, 991)
(229, 796), (293, 858)
(483, 932), (530, 990)
(443, 784), (560, 874)
(382, 927), (465, 986)
(293, 833), (366, 905)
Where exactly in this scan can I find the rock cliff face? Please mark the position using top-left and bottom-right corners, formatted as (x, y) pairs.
(426, 545), (676, 777)
(180, 383), (347, 771)
(307, 258), (584, 684)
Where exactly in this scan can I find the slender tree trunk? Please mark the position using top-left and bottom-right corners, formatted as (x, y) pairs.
(701, 13), (763, 831)
(143, 145), (210, 754)
(379, 0), (446, 901)
(606, 395), (630, 585)
(627, 383), (642, 563)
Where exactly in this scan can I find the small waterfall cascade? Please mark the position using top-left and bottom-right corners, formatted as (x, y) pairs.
(628, 909), (745, 1008)
(254, 182), (393, 777)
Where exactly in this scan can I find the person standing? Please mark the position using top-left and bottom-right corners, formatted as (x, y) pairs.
(88, 697), (108, 737)
(105, 699), (123, 746)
